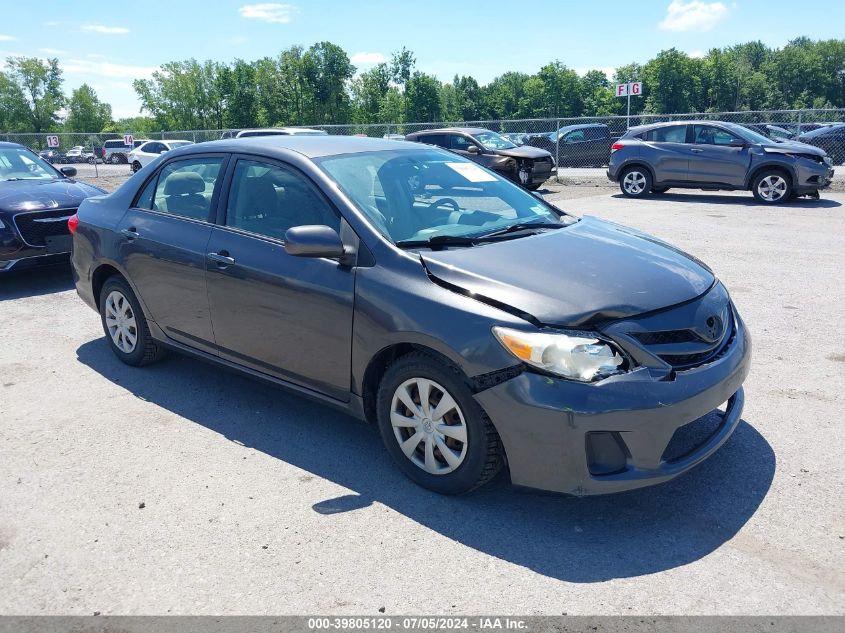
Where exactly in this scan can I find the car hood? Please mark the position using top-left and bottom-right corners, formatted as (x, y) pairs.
(493, 146), (553, 160)
(760, 139), (826, 155)
(0, 178), (106, 214)
(420, 217), (715, 327)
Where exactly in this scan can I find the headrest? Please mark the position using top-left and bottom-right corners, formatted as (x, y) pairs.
(163, 171), (205, 195)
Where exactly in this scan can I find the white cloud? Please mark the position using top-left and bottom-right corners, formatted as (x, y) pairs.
(81, 24), (130, 35)
(351, 52), (386, 65)
(39, 48), (67, 55)
(0, 34), (16, 42)
(62, 58), (157, 80)
(238, 3), (296, 24)
(688, 50), (706, 58)
(658, 1), (729, 32)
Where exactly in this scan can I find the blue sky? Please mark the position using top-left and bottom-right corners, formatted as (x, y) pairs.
(2, 0), (844, 119)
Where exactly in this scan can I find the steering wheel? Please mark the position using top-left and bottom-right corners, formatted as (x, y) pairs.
(428, 198), (460, 212)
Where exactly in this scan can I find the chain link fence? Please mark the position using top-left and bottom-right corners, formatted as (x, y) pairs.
(4, 109), (845, 172)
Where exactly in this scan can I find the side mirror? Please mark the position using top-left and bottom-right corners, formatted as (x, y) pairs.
(467, 145), (480, 155)
(284, 225), (347, 259)
(60, 166), (77, 177)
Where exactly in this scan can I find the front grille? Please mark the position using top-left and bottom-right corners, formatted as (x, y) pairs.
(658, 318), (735, 369)
(13, 209), (75, 246)
(633, 329), (700, 345)
(661, 407), (726, 463)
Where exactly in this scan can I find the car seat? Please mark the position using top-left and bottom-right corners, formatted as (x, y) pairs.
(162, 172), (208, 218)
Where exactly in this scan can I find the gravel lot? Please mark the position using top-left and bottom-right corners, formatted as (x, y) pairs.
(1, 186), (843, 615)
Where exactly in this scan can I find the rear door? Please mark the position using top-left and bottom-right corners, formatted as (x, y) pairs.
(205, 156), (355, 400)
(685, 124), (750, 187)
(641, 124), (690, 182)
(117, 154), (227, 355)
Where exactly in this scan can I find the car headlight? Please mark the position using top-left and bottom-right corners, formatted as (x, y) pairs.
(492, 326), (626, 382)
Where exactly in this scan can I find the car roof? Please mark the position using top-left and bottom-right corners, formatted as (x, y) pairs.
(409, 127), (491, 136)
(558, 123), (607, 131)
(173, 135), (421, 159)
(627, 120), (744, 134)
(0, 141), (26, 149)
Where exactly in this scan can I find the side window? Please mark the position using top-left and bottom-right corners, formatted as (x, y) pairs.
(564, 130), (586, 143)
(693, 125), (738, 146)
(449, 135), (474, 150)
(417, 134), (447, 148)
(150, 157), (223, 220)
(225, 159), (339, 240)
(647, 125), (687, 143)
(584, 127), (606, 141)
(135, 177), (156, 210)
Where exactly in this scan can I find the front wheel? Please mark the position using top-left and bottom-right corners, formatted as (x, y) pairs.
(376, 352), (503, 495)
(619, 167), (652, 198)
(87, 156), (96, 165)
(99, 277), (166, 367)
(752, 169), (792, 204)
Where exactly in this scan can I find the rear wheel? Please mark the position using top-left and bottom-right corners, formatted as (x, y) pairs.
(99, 277), (165, 367)
(752, 169), (792, 204)
(376, 352), (503, 495)
(619, 166), (652, 198)
(131, 161), (142, 173)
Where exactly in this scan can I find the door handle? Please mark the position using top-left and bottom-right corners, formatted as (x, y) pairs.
(690, 148), (704, 153)
(121, 228), (140, 239)
(207, 252), (236, 267)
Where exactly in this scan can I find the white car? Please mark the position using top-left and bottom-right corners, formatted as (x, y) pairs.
(128, 140), (193, 172)
(65, 146), (98, 164)
(233, 127), (328, 138)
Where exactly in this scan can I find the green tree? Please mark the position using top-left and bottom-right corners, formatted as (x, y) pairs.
(65, 84), (112, 132)
(642, 49), (702, 113)
(4, 56), (65, 134)
(405, 71), (442, 122)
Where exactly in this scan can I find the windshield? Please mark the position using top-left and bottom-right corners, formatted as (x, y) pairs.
(167, 141), (193, 149)
(316, 148), (563, 246)
(0, 147), (61, 181)
(474, 131), (516, 150)
(727, 123), (772, 145)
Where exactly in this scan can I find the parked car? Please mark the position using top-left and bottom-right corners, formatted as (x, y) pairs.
(797, 123), (845, 165)
(71, 135), (750, 496)
(500, 132), (527, 146)
(103, 138), (149, 164)
(224, 127), (329, 139)
(64, 146), (101, 164)
(37, 149), (67, 164)
(523, 123), (620, 167)
(0, 142), (105, 272)
(742, 124), (795, 141)
(128, 140), (193, 172)
(382, 133), (405, 141)
(405, 127), (554, 190)
(608, 120), (834, 203)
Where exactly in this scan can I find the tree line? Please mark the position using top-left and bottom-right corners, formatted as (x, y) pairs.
(1, 36), (844, 134)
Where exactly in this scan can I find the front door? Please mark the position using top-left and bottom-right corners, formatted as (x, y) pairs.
(205, 157), (355, 400)
(685, 124), (751, 187)
(117, 154), (226, 354)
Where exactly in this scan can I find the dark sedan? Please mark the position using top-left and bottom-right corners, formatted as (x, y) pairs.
(71, 136), (750, 496)
(1, 142), (106, 272)
(798, 123), (845, 165)
(404, 128), (554, 190)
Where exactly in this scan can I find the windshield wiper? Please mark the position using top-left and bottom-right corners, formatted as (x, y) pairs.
(395, 234), (479, 249)
(473, 220), (565, 240)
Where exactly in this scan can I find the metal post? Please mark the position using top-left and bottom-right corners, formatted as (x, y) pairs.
(797, 110), (803, 136)
(626, 77), (632, 129)
(555, 118), (561, 184)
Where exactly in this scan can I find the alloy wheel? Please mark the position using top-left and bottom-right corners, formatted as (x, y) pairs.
(104, 290), (138, 354)
(390, 377), (468, 475)
(757, 175), (787, 202)
(623, 170), (646, 194)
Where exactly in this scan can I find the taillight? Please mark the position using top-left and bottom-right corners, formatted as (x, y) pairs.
(68, 214), (79, 234)
(611, 142), (625, 153)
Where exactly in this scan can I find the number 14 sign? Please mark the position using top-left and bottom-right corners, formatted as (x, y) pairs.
(616, 82), (642, 97)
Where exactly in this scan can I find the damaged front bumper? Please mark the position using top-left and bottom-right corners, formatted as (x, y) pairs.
(474, 313), (751, 496)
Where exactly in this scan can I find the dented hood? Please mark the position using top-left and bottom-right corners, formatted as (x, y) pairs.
(421, 217), (715, 327)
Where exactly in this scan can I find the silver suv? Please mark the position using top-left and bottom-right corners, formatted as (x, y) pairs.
(607, 121), (834, 203)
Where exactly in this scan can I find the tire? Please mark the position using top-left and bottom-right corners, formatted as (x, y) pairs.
(651, 186), (670, 194)
(619, 166), (652, 198)
(751, 169), (792, 204)
(376, 352), (503, 495)
(131, 161), (142, 173)
(98, 277), (166, 367)
(526, 182), (543, 191)
(87, 156), (96, 165)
